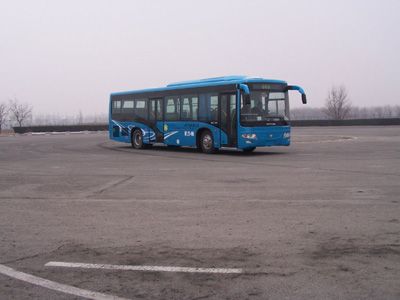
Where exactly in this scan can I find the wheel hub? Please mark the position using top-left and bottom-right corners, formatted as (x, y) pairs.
(203, 135), (212, 149)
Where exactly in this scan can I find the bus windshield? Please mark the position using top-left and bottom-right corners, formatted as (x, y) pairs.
(240, 90), (288, 125)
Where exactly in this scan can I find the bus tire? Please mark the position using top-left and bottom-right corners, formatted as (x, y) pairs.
(131, 129), (144, 149)
(243, 147), (256, 153)
(200, 130), (217, 154)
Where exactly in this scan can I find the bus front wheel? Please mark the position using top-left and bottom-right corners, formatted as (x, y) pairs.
(200, 130), (217, 154)
(131, 129), (144, 149)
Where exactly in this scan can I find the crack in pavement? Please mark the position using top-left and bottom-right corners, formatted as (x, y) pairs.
(86, 175), (135, 197)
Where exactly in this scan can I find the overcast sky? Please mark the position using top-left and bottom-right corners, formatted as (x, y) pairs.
(0, 0), (399, 116)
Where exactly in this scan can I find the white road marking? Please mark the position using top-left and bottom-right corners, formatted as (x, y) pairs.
(45, 261), (243, 274)
(0, 264), (129, 300)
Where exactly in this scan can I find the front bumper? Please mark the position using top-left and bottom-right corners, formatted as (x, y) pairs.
(238, 126), (291, 149)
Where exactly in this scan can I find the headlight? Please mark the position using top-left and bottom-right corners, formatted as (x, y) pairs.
(283, 132), (290, 138)
(242, 133), (257, 139)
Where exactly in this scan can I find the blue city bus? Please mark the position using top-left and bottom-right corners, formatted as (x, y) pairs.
(109, 76), (306, 153)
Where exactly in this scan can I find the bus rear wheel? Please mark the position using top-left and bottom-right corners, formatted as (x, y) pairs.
(200, 130), (217, 154)
(131, 129), (145, 149)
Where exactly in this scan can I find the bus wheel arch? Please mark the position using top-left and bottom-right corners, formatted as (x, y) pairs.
(197, 128), (217, 154)
(131, 128), (144, 149)
(196, 128), (208, 150)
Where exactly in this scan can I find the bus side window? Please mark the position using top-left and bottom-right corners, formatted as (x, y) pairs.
(122, 100), (134, 112)
(112, 100), (122, 114)
(134, 99), (148, 120)
(165, 97), (180, 121)
(181, 95), (198, 121)
(198, 94), (207, 121)
(192, 97), (198, 120)
(181, 97), (191, 120)
(149, 100), (156, 121)
(156, 99), (163, 121)
(199, 94), (218, 122)
(209, 95), (218, 122)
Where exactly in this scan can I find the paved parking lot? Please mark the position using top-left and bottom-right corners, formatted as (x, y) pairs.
(0, 126), (399, 299)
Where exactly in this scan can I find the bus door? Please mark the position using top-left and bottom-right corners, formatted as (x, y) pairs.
(149, 98), (164, 142)
(219, 93), (237, 146)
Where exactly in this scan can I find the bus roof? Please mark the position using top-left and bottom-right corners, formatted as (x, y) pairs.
(111, 76), (287, 96)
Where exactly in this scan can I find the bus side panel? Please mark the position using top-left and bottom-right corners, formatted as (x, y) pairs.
(110, 119), (156, 144)
(162, 121), (199, 147)
(162, 121), (186, 146)
(109, 119), (129, 143)
(162, 121), (222, 148)
(220, 130), (228, 146)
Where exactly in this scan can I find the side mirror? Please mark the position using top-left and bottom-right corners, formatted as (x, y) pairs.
(302, 94), (307, 104)
(286, 85), (307, 104)
(238, 83), (250, 95)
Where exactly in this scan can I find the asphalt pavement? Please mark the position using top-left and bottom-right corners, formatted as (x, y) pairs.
(0, 126), (399, 299)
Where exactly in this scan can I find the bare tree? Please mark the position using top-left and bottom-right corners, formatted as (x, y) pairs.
(0, 102), (9, 134)
(77, 110), (84, 125)
(394, 105), (400, 117)
(9, 98), (33, 127)
(290, 107), (327, 120)
(323, 85), (352, 120)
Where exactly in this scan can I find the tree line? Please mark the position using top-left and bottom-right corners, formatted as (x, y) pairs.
(291, 105), (400, 120)
(0, 98), (107, 134)
(291, 86), (400, 120)
(0, 99), (33, 134)
(1, 87), (399, 133)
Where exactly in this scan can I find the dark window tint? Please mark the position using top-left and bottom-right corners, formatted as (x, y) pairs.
(210, 95), (218, 121)
(123, 100), (134, 108)
(198, 93), (218, 122)
(112, 100), (122, 113)
(149, 100), (156, 121)
(122, 100), (134, 113)
(181, 95), (199, 121)
(198, 94), (207, 121)
(182, 97), (190, 119)
(149, 99), (163, 121)
(134, 99), (147, 119)
(156, 99), (163, 121)
(165, 97), (180, 121)
(192, 97), (198, 120)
